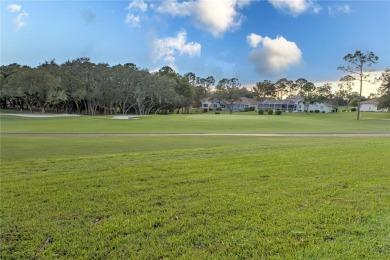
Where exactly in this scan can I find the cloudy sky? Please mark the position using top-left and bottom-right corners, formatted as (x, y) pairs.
(2, 0), (389, 91)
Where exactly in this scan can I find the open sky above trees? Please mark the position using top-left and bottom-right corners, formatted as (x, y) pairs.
(2, 0), (389, 92)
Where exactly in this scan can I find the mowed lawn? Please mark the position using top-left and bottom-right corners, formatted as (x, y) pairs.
(1, 113), (390, 258)
(1, 111), (390, 134)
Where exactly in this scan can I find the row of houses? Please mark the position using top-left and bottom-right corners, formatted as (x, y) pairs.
(202, 97), (387, 113)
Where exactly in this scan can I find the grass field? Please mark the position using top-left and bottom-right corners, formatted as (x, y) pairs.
(1, 111), (390, 134)
(1, 112), (390, 259)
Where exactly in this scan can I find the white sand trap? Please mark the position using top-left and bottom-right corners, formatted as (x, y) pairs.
(2, 113), (80, 118)
(112, 115), (139, 120)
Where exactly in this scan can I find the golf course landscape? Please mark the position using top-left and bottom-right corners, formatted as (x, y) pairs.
(1, 111), (389, 259)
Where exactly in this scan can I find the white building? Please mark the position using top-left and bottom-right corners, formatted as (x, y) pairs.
(360, 99), (387, 112)
(257, 96), (336, 113)
(201, 97), (258, 112)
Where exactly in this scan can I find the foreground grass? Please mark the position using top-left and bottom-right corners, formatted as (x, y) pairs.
(1, 136), (389, 259)
(1, 111), (390, 134)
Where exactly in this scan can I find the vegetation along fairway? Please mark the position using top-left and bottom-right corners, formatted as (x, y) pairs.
(1, 132), (390, 258)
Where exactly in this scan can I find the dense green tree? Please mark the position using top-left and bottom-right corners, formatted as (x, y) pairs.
(252, 80), (275, 99)
(316, 83), (333, 102)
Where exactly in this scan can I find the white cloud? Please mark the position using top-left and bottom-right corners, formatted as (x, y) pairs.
(268, 0), (321, 16)
(156, 0), (193, 16)
(249, 35), (302, 75)
(155, 0), (253, 38)
(247, 33), (263, 48)
(7, 3), (29, 29)
(328, 4), (351, 16)
(152, 31), (201, 70)
(7, 3), (22, 13)
(128, 0), (148, 12)
(124, 14), (141, 27)
(15, 11), (29, 29)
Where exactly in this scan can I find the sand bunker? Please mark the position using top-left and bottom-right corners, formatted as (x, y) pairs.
(112, 115), (139, 120)
(2, 113), (80, 118)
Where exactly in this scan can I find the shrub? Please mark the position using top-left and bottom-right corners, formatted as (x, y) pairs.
(309, 110), (314, 113)
(267, 109), (273, 115)
(275, 110), (282, 115)
(244, 107), (250, 112)
(214, 112), (220, 114)
(216, 108), (222, 111)
(258, 109), (264, 115)
(315, 110), (320, 113)
(203, 108), (208, 113)
(322, 111), (326, 113)
(249, 107), (255, 111)
(351, 107), (356, 112)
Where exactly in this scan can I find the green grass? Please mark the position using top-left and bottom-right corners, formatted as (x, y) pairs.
(1, 136), (390, 259)
(1, 111), (390, 134)
(1, 113), (389, 258)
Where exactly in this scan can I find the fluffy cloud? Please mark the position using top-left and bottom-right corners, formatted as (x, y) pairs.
(247, 33), (263, 48)
(156, 0), (253, 38)
(7, 3), (22, 12)
(152, 31), (201, 70)
(127, 0), (148, 12)
(268, 0), (321, 16)
(328, 4), (351, 16)
(249, 34), (302, 75)
(125, 0), (147, 27)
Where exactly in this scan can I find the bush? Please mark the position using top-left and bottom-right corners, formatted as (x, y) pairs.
(322, 111), (325, 113)
(267, 109), (273, 115)
(309, 110), (314, 113)
(351, 107), (356, 112)
(203, 108), (208, 113)
(258, 109), (264, 115)
(214, 112), (220, 114)
(216, 108), (222, 111)
(244, 107), (250, 112)
(249, 107), (255, 111)
(315, 110), (320, 113)
(275, 110), (282, 115)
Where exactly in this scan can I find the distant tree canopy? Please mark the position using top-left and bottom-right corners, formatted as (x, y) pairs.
(0, 56), (383, 115)
(0, 59), (213, 115)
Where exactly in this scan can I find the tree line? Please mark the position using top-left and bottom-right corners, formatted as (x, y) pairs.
(0, 55), (389, 115)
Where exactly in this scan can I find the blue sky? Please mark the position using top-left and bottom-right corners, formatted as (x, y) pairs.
(2, 0), (389, 86)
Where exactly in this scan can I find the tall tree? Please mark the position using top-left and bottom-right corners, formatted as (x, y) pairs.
(377, 69), (390, 110)
(316, 83), (333, 102)
(212, 78), (243, 114)
(338, 75), (355, 110)
(338, 50), (379, 120)
(297, 79), (316, 113)
(252, 80), (275, 99)
(193, 76), (214, 108)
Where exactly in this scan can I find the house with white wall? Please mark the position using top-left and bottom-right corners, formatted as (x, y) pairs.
(257, 96), (336, 113)
(360, 99), (387, 112)
(201, 97), (258, 111)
